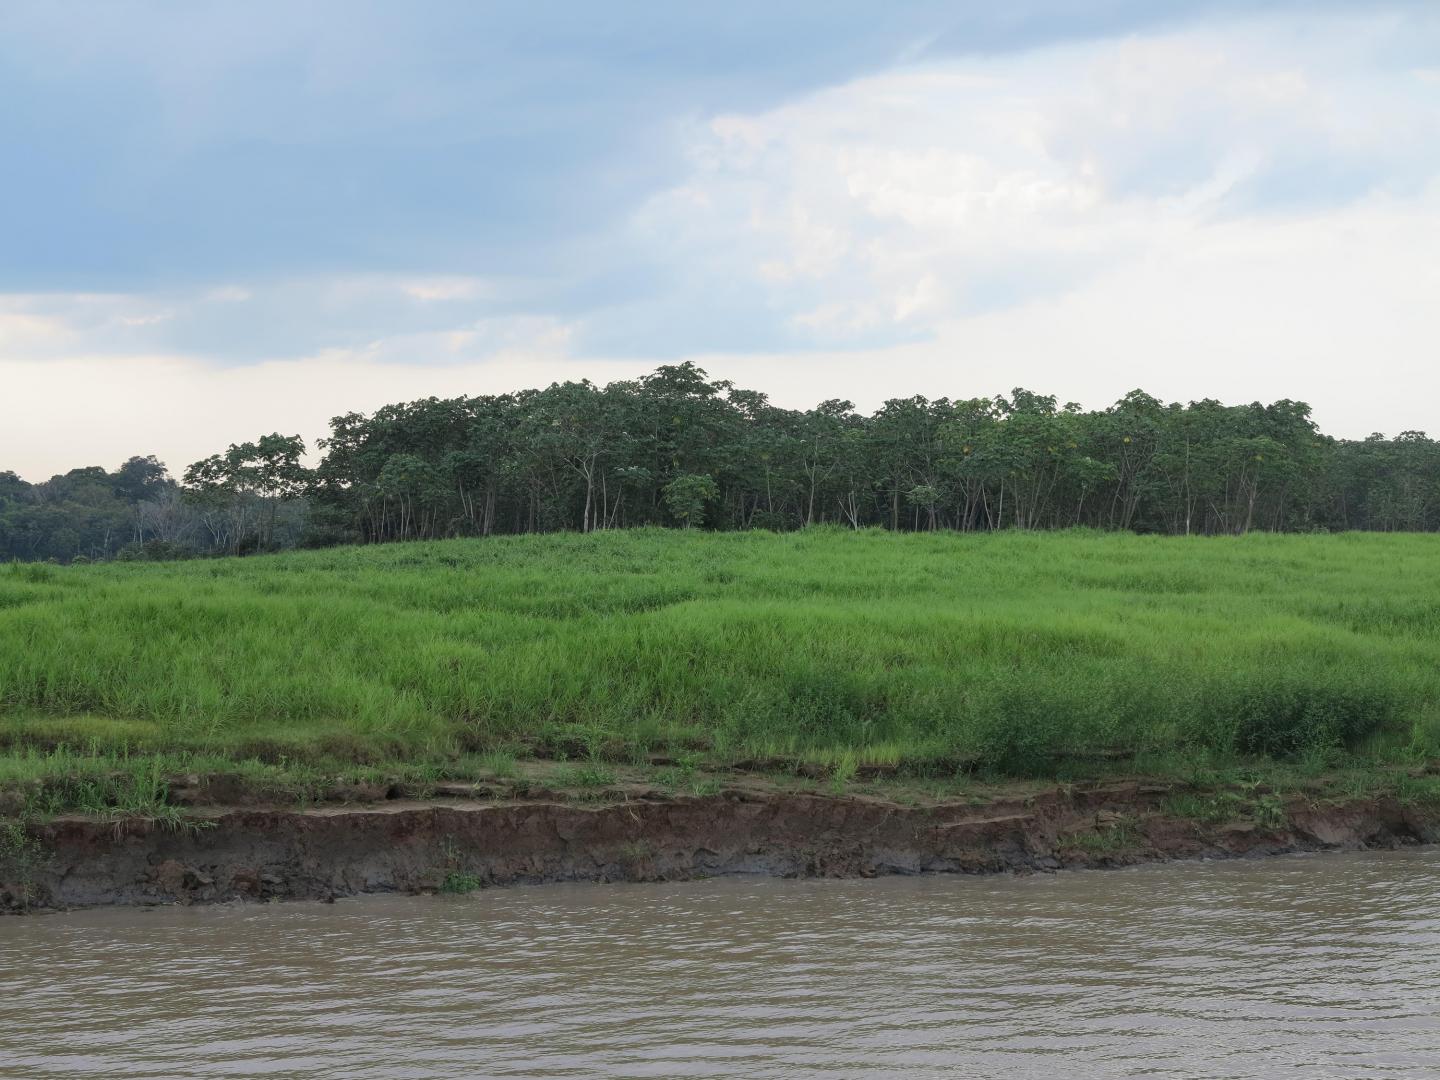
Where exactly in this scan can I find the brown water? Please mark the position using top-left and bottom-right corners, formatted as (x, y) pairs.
(3, 850), (1440, 1078)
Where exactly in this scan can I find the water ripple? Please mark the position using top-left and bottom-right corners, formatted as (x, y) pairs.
(4, 849), (1440, 1078)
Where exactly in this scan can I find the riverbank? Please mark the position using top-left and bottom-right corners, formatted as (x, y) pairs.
(6, 530), (1440, 910)
(6, 767), (1440, 912)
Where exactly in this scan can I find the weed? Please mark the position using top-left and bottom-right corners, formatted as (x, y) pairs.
(828, 753), (858, 794)
(1253, 793), (1288, 830)
(558, 763), (618, 788)
(0, 817), (44, 876)
(415, 762), (443, 790)
(1162, 792), (1247, 824)
(1072, 817), (1140, 854)
(1395, 774), (1440, 806)
(440, 871), (482, 894)
(619, 840), (653, 861)
(480, 751), (518, 779)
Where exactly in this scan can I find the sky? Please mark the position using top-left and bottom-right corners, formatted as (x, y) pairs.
(3, 0), (1439, 481)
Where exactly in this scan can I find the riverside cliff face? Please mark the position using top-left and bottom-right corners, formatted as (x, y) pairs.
(5, 782), (1439, 912)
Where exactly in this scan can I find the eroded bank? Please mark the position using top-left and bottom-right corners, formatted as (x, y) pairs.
(5, 778), (1438, 912)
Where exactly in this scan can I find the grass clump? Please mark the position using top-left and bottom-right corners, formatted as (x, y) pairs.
(479, 751), (518, 779)
(0, 818), (44, 878)
(1161, 791), (1250, 824)
(1071, 818), (1140, 854)
(556, 763), (619, 789)
(440, 871), (483, 894)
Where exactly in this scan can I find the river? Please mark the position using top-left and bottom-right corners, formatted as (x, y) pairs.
(3, 849), (1439, 1078)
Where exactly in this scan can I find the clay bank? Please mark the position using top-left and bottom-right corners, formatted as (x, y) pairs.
(5, 771), (1440, 913)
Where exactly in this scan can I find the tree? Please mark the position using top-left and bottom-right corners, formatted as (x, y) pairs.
(11, 365), (1440, 560)
(183, 434), (309, 553)
(663, 473), (719, 528)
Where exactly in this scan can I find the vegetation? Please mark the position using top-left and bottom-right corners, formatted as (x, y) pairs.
(439, 871), (484, 894)
(1, 528), (1437, 807)
(6, 364), (1440, 563)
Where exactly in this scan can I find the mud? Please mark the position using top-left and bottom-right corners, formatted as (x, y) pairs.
(5, 780), (1439, 913)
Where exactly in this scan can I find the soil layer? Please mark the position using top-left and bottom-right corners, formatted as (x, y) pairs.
(5, 780), (1439, 912)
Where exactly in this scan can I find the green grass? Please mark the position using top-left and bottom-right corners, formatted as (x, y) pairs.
(439, 871), (483, 894)
(2, 528), (1439, 795)
(1069, 819), (1141, 854)
(1161, 791), (1251, 824)
(479, 750), (518, 779)
(555, 762), (619, 789)
(1160, 789), (1287, 828)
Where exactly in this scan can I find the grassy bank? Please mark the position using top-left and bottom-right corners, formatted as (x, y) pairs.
(3, 528), (1439, 813)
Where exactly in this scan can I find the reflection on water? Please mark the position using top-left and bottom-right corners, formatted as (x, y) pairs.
(3, 849), (1440, 1078)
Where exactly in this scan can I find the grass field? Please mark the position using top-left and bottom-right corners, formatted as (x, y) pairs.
(3, 528), (1439, 807)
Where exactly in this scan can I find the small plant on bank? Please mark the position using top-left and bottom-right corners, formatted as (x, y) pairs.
(828, 753), (858, 794)
(440, 871), (483, 894)
(20, 757), (214, 833)
(1394, 773), (1440, 806)
(619, 839), (653, 862)
(0, 817), (46, 895)
(652, 765), (693, 793)
(1253, 793), (1288, 830)
(1162, 792), (1248, 824)
(435, 835), (481, 893)
(558, 763), (618, 789)
(1072, 817), (1140, 854)
(480, 751), (518, 779)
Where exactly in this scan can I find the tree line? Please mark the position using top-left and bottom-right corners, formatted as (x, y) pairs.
(4, 362), (1439, 561)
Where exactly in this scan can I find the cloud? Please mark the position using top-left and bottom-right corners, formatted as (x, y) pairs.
(399, 277), (493, 303)
(0, 276), (522, 364)
(6, 7), (1440, 479)
(0, 349), (633, 482)
(203, 286), (252, 303)
(624, 12), (1440, 350)
(10, 0), (1132, 291)
(6, 181), (1440, 485)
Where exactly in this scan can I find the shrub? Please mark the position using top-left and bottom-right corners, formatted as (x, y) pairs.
(1195, 676), (1398, 757)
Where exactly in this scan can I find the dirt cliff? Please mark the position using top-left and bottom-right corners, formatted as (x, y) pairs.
(5, 780), (1437, 912)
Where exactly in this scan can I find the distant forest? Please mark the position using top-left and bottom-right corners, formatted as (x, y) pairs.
(4, 363), (1439, 562)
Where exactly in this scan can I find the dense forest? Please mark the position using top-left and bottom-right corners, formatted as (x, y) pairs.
(4, 363), (1439, 562)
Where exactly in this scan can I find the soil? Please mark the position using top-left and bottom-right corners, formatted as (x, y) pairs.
(5, 776), (1439, 913)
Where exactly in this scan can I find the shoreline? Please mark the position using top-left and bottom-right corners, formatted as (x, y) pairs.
(6, 780), (1438, 913)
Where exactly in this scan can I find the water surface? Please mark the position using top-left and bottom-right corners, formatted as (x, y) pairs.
(3, 850), (1439, 1078)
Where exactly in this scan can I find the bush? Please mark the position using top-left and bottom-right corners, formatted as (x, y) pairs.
(116, 540), (194, 563)
(1196, 676), (1398, 757)
(747, 510), (792, 532)
(782, 668), (885, 745)
(7, 561), (55, 583)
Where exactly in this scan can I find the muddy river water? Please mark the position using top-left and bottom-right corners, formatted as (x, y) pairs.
(3, 848), (1439, 1078)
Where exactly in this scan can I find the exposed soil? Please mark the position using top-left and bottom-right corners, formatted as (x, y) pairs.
(5, 777), (1439, 913)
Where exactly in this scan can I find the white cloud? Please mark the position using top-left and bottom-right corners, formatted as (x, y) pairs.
(0, 349), (634, 481)
(0, 293), (176, 350)
(203, 286), (252, 303)
(6, 11), (1440, 480)
(635, 12), (1440, 344)
(117, 311), (174, 328)
(398, 276), (493, 303)
(0, 308), (70, 351)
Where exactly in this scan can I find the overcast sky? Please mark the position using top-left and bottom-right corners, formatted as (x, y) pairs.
(3, 1), (1438, 480)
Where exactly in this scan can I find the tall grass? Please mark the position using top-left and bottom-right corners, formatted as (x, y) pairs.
(2, 528), (1437, 775)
